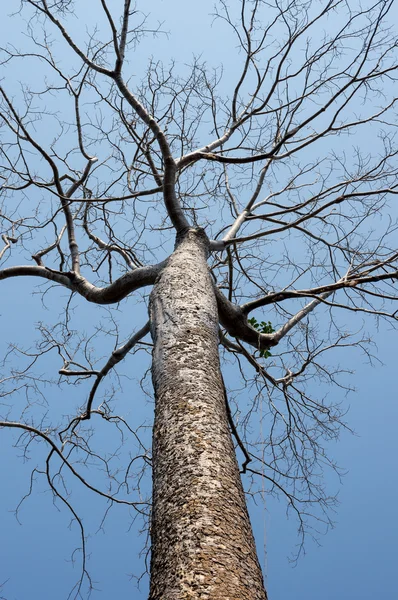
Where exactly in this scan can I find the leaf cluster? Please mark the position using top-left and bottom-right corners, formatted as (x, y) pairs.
(248, 317), (274, 358)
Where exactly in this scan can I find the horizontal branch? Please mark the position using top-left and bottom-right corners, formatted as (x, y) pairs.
(0, 261), (165, 304)
(241, 269), (398, 312)
(217, 263), (398, 350)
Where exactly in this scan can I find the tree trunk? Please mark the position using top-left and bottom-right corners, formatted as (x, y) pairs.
(149, 228), (267, 600)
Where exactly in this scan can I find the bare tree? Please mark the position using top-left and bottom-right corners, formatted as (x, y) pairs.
(1, 0), (397, 598)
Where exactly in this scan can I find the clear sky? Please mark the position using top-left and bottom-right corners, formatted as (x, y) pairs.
(0, 2), (397, 599)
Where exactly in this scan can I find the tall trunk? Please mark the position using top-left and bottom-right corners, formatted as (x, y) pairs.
(149, 228), (267, 600)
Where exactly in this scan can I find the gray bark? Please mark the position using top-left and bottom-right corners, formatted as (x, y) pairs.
(149, 228), (267, 600)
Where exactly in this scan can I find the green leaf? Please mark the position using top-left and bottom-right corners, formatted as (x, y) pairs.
(248, 315), (275, 357)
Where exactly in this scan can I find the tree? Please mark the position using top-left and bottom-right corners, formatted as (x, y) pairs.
(1, 0), (397, 598)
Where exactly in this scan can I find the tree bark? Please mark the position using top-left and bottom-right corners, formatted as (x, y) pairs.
(149, 228), (267, 600)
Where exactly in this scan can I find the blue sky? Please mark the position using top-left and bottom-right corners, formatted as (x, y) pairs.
(1, 1), (397, 599)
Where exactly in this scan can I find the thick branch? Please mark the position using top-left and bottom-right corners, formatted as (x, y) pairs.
(0, 262), (165, 304)
(112, 74), (189, 233)
(215, 286), (277, 350)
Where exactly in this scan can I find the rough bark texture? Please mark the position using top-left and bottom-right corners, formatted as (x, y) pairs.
(149, 228), (267, 600)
